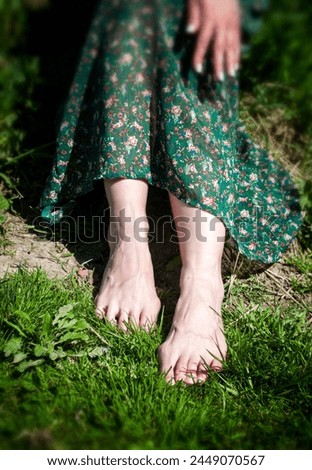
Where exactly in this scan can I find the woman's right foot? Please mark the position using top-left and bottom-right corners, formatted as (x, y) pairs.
(158, 267), (226, 384)
(95, 234), (161, 331)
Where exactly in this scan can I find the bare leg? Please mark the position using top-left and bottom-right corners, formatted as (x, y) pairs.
(95, 178), (161, 331)
(158, 193), (226, 384)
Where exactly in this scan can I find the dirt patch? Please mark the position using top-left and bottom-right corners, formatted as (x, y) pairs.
(1, 187), (310, 322)
(0, 212), (80, 279)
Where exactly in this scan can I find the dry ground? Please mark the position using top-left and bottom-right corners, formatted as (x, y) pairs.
(0, 198), (310, 322)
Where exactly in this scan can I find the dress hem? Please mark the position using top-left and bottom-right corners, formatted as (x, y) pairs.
(40, 171), (304, 265)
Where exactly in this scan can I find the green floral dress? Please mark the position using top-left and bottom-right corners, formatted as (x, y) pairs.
(40, 0), (303, 264)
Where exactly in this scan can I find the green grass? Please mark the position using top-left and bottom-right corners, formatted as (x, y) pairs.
(0, 267), (311, 450)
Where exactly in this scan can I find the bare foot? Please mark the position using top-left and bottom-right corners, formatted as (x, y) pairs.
(95, 236), (161, 331)
(158, 268), (226, 384)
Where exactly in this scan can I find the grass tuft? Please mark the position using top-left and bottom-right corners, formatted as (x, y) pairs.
(0, 267), (311, 450)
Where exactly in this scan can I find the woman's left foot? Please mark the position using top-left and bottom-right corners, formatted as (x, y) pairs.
(95, 236), (161, 331)
(158, 267), (226, 384)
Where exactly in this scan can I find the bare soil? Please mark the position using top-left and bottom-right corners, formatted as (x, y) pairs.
(1, 190), (309, 320)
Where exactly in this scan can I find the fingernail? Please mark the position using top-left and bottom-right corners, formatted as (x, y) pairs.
(194, 63), (203, 74)
(185, 24), (196, 34)
(218, 71), (225, 81)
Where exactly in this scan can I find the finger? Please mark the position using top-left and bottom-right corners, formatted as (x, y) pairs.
(226, 29), (241, 76)
(186, 0), (201, 33)
(236, 3), (243, 67)
(233, 30), (241, 71)
(193, 23), (214, 73)
(230, 11), (241, 71)
(225, 29), (237, 77)
(213, 29), (226, 81)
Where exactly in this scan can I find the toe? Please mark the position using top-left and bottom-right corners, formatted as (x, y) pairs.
(139, 311), (148, 331)
(117, 310), (129, 331)
(95, 305), (105, 319)
(95, 304), (109, 320)
(95, 294), (111, 320)
(158, 344), (176, 384)
(210, 358), (223, 372)
(197, 362), (208, 383)
(185, 357), (199, 385)
(163, 365), (175, 384)
(127, 311), (140, 330)
(139, 310), (155, 331)
(105, 303), (119, 324)
(174, 355), (189, 383)
(205, 336), (226, 369)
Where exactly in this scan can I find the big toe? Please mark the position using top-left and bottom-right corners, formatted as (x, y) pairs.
(158, 346), (176, 384)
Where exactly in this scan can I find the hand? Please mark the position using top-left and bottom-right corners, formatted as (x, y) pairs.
(186, 0), (241, 80)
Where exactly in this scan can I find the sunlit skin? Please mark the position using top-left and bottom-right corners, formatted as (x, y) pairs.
(158, 193), (227, 384)
(95, 179), (161, 332)
(95, 0), (240, 384)
(187, 0), (241, 79)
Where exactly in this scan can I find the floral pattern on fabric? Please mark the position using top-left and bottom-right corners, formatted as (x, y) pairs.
(40, 0), (303, 264)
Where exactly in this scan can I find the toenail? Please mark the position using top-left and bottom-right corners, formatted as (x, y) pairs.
(95, 306), (104, 318)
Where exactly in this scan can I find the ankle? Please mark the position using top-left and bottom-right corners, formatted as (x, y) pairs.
(180, 266), (224, 293)
(181, 263), (223, 280)
(107, 215), (149, 244)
